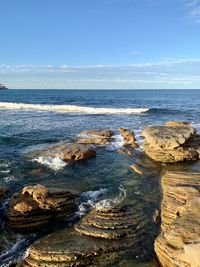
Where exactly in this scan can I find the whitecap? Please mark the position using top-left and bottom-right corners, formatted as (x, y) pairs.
(32, 156), (67, 171)
(4, 175), (16, 182)
(0, 235), (29, 267)
(76, 188), (107, 216)
(0, 102), (149, 115)
(106, 134), (124, 151)
(95, 185), (127, 211)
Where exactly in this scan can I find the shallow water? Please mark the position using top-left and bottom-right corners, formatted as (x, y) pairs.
(0, 89), (200, 266)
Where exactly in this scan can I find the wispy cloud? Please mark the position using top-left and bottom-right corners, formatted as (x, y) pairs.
(186, 0), (200, 23)
(1, 59), (200, 89)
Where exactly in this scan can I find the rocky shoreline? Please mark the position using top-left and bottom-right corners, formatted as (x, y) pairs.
(0, 83), (8, 90)
(1, 124), (200, 266)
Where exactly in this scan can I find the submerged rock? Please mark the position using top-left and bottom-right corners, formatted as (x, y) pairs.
(154, 171), (200, 267)
(7, 184), (78, 231)
(0, 186), (8, 203)
(118, 128), (139, 148)
(129, 164), (145, 175)
(142, 125), (200, 162)
(77, 129), (114, 145)
(33, 142), (96, 162)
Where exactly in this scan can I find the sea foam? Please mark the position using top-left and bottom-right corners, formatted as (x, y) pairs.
(0, 102), (149, 115)
(32, 156), (67, 171)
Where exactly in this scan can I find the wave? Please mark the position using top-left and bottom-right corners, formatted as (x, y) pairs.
(95, 185), (127, 211)
(0, 102), (149, 115)
(76, 188), (107, 216)
(106, 134), (124, 151)
(32, 156), (67, 171)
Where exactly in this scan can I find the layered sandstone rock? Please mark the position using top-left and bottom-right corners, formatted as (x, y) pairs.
(142, 125), (200, 162)
(20, 201), (148, 266)
(7, 184), (78, 231)
(165, 121), (190, 127)
(154, 171), (200, 267)
(118, 128), (139, 148)
(34, 142), (96, 161)
(77, 129), (114, 145)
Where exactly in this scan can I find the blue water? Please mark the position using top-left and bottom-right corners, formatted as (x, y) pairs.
(0, 89), (200, 266)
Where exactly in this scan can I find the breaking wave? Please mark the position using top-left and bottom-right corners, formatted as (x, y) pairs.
(0, 102), (149, 115)
(32, 156), (67, 171)
(95, 185), (127, 211)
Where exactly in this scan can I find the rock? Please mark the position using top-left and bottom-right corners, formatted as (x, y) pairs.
(0, 83), (7, 90)
(117, 148), (134, 156)
(129, 164), (145, 175)
(75, 204), (147, 240)
(118, 128), (139, 148)
(0, 186), (8, 203)
(165, 121), (190, 127)
(7, 184), (78, 231)
(20, 203), (147, 266)
(154, 171), (200, 267)
(77, 129), (114, 145)
(34, 142), (96, 161)
(80, 129), (114, 138)
(142, 126), (200, 162)
(158, 171), (200, 231)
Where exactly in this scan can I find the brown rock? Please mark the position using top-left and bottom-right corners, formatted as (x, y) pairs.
(154, 171), (200, 267)
(117, 148), (134, 156)
(0, 186), (8, 202)
(34, 142), (96, 161)
(77, 129), (114, 145)
(7, 184), (78, 231)
(118, 128), (139, 148)
(129, 164), (145, 174)
(165, 121), (190, 127)
(80, 129), (114, 138)
(142, 126), (200, 162)
(20, 203), (147, 266)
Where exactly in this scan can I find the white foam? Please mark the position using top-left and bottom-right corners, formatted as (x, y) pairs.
(0, 102), (149, 115)
(4, 175), (16, 182)
(106, 134), (124, 151)
(0, 235), (29, 267)
(32, 156), (67, 171)
(95, 185), (127, 211)
(77, 188), (107, 216)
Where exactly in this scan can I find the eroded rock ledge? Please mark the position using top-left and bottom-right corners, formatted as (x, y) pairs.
(142, 125), (200, 162)
(20, 199), (148, 266)
(7, 184), (78, 231)
(154, 171), (200, 267)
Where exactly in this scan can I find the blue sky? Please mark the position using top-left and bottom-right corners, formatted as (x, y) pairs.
(0, 0), (200, 89)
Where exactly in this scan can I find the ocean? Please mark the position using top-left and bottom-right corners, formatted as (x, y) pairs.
(0, 89), (200, 266)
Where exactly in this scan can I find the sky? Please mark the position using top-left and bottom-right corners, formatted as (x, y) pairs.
(0, 0), (200, 89)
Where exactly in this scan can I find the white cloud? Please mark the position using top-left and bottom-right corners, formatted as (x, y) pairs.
(1, 59), (200, 89)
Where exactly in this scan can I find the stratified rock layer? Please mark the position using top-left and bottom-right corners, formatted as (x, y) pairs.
(142, 125), (200, 162)
(154, 171), (200, 267)
(77, 129), (114, 145)
(21, 201), (148, 266)
(7, 184), (78, 231)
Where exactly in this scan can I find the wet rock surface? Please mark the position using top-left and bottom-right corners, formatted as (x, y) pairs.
(77, 129), (114, 145)
(142, 125), (200, 162)
(20, 201), (148, 267)
(0, 186), (8, 203)
(154, 171), (200, 267)
(7, 184), (78, 231)
(118, 128), (139, 148)
(33, 142), (96, 161)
